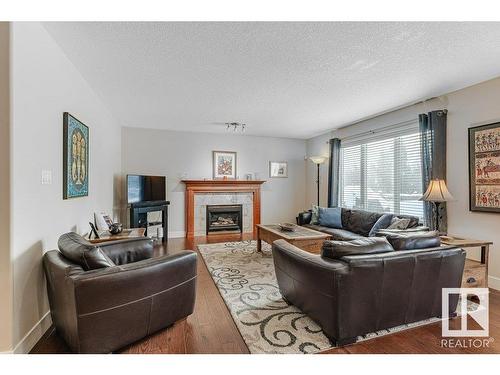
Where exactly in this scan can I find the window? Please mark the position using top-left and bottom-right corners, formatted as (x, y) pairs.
(338, 123), (424, 219)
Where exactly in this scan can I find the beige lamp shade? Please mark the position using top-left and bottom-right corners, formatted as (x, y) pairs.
(309, 156), (327, 164)
(420, 179), (454, 202)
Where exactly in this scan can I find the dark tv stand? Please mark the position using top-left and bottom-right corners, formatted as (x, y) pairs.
(129, 201), (169, 242)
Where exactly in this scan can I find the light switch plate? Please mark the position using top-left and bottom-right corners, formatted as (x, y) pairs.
(41, 170), (52, 185)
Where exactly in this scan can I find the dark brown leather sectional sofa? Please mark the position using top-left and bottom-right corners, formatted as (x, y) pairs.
(272, 235), (466, 347)
(297, 208), (422, 240)
(43, 232), (197, 353)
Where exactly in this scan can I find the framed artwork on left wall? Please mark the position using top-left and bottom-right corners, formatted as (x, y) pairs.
(63, 112), (89, 199)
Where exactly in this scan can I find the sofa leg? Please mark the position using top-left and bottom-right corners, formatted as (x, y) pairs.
(437, 311), (457, 319)
(331, 336), (357, 347)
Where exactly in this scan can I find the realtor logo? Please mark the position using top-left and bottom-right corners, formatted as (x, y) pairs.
(442, 288), (489, 337)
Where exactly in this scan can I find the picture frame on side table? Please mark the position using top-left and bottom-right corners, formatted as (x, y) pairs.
(269, 161), (288, 178)
(63, 112), (89, 199)
(213, 151), (237, 179)
(469, 121), (500, 212)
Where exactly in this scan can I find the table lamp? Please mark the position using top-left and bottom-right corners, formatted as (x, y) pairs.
(420, 179), (454, 232)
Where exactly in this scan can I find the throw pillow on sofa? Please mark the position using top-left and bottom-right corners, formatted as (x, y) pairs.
(311, 205), (320, 224)
(342, 209), (381, 236)
(321, 237), (394, 259)
(382, 230), (441, 251)
(318, 207), (342, 228)
(386, 217), (411, 230)
(368, 213), (393, 236)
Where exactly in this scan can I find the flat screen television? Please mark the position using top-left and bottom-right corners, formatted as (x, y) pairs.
(127, 175), (166, 204)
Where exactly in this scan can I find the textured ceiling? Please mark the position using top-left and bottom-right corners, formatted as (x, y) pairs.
(44, 22), (500, 139)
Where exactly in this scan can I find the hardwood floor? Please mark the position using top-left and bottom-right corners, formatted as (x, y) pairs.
(31, 233), (500, 354)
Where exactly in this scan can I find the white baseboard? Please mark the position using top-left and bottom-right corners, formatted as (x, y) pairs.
(489, 275), (500, 291)
(13, 311), (52, 354)
(168, 231), (185, 238)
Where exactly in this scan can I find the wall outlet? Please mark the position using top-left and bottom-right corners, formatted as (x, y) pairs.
(41, 170), (52, 185)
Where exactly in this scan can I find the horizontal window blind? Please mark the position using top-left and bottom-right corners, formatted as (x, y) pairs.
(339, 122), (424, 220)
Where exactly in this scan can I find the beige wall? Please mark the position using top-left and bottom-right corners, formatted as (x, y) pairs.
(9, 22), (122, 352)
(122, 127), (308, 235)
(306, 77), (500, 290)
(0, 22), (13, 353)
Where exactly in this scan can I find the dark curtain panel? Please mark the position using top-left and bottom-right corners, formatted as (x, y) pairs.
(328, 138), (341, 207)
(419, 110), (447, 232)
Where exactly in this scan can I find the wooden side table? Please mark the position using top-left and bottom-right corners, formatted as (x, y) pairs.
(87, 228), (147, 244)
(440, 235), (493, 288)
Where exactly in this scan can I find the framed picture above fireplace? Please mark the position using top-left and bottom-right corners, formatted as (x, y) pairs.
(213, 151), (237, 179)
(469, 121), (500, 212)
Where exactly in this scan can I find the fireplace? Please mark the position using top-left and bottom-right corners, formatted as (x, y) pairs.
(206, 204), (243, 234)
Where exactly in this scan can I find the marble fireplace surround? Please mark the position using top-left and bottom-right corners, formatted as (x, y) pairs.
(182, 180), (265, 237)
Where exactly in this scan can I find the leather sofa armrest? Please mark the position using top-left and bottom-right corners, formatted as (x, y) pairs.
(71, 250), (197, 316)
(272, 239), (347, 294)
(297, 210), (312, 225)
(43, 250), (86, 350)
(98, 237), (154, 265)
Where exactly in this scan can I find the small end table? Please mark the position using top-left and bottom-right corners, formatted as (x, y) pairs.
(440, 235), (493, 288)
(87, 228), (147, 244)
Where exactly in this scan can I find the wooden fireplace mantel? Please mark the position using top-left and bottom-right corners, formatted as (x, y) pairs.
(182, 180), (266, 237)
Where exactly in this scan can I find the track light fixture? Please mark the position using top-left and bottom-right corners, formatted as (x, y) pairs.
(225, 122), (246, 132)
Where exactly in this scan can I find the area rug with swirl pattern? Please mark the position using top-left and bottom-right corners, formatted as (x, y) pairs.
(198, 240), (470, 354)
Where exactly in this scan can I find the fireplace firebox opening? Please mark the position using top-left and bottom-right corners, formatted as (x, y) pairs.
(206, 204), (243, 234)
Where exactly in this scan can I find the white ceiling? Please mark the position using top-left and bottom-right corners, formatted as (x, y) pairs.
(43, 22), (500, 139)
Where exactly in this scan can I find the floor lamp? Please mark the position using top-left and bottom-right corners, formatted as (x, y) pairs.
(309, 156), (327, 206)
(420, 179), (454, 234)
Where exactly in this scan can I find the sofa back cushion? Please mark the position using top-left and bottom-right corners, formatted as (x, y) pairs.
(58, 232), (115, 270)
(341, 208), (383, 236)
(318, 207), (342, 228)
(381, 230), (441, 250)
(321, 237), (394, 260)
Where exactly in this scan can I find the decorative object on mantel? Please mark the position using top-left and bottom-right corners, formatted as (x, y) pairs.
(182, 179), (265, 237)
(309, 156), (327, 206)
(245, 173), (253, 181)
(213, 150), (237, 179)
(420, 179), (454, 234)
(63, 112), (89, 199)
(469, 121), (500, 212)
(269, 161), (288, 178)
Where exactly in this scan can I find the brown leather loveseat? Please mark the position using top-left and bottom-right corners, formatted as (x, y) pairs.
(43, 232), (197, 353)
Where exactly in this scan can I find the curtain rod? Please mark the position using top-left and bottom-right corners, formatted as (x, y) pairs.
(335, 96), (441, 131)
(339, 119), (418, 142)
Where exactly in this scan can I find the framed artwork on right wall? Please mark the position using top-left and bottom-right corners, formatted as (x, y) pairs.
(469, 121), (500, 212)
